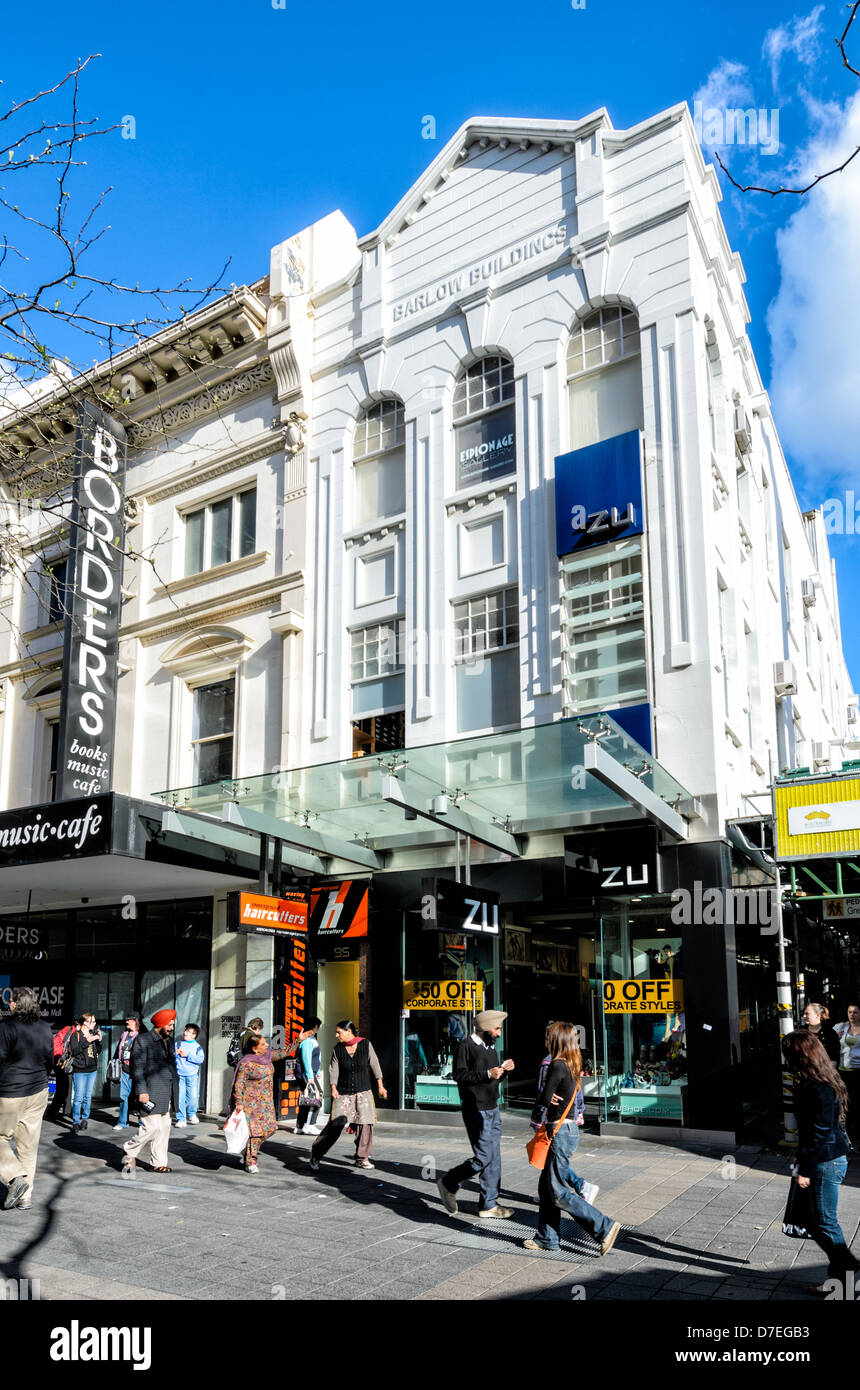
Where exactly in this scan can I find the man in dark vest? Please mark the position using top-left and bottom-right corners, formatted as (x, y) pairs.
(437, 1009), (514, 1219)
(122, 1008), (178, 1177)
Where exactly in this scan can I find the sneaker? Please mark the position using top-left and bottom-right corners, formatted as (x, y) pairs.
(308, 1155), (321, 1172)
(79, 1120), (88, 1131)
(303, 1124), (322, 1135)
(600, 1220), (622, 1257)
(436, 1176), (458, 1215)
(3, 1176), (30, 1210)
(188, 1116), (200, 1125)
(580, 1181), (600, 1206)
(113, 1123), (127, 1131)
(246, 1164), (259, 1174)
(477, 1205), (514, 1220)
(355, 1157), (375, 1169)
(17, 1200), (32, 1212)
(174, 1120), (187, 1128)
(72, 1123), (81, 1135)
(523, 1237), (558, 1252)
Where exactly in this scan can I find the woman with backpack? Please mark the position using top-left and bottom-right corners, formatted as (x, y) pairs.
(113, 1014), (143, 1130)
(782, 1028), (860, 1294)
(522, 1020), (621, 1256)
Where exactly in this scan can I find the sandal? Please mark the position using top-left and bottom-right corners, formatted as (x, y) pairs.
(150, 1166), (172, 1173)
(121, 1159), (136, 1180)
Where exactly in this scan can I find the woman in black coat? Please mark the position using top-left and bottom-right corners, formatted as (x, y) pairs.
(782, 1029), (860, 1295)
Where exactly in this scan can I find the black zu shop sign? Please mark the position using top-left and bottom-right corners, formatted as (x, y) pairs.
(56, 402), (127, 801)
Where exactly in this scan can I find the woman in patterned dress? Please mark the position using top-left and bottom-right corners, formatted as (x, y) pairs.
(232, 1035), (289, 1173)
(309, 1021), (387, 1171)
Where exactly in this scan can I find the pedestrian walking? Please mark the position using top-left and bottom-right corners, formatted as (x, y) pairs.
(232, 1033), (292, 1172)
(801, 1002), (841, 1066)
(121, 1009), (178, 1178)
(522, 1021), (621, 1256)
(0, 987), (54, 1212)
(294, 1016), (323, 1136)
(68, 1012), (103, 1133)
(113, 1014), (143, 1130)
(241, 1017), (265, 1053)
(782, 1028), (860, 1294)
(47, 1021), (73, 1122)
(309, 1021), (387, 1171)
(436, 1008), (515, 1219)
(174, 1023), (205, 1127)
(834, 1004), (860, 1140)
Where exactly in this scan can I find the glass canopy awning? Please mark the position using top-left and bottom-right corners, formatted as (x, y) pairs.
(152, 715), (696, 871)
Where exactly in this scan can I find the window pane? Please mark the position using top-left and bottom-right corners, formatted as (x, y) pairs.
(193, 680), (235, 740)
(456, 648), (519, 732)
(47, 558), (68, 623)
(194, 736), (234, 785)
(211, 498), (233, 568)
(239, 489), (256, 558)
(185, 510), (205, 576)
(355, 449), (405, 523)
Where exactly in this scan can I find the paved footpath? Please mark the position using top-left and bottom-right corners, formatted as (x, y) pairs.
(1, 1111), (857, 1302)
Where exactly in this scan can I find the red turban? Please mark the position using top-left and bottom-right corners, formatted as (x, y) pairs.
(151, 1009), (177, 1028)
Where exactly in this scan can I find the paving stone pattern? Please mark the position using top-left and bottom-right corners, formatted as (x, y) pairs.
(0, 1114), (857, 1301)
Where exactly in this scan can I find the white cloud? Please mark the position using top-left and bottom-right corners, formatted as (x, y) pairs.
(693, 59), (755, 126)
(763, 5), (825, 90)
(767, 89), (860, 485)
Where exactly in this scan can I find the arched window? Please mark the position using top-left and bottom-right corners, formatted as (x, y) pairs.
(453, 355), (516, 490)
(353, 399), (405, 525)
(566, 307), (643, 452)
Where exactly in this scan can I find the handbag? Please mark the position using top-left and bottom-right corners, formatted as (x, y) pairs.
(301, 1083), (322, 1112)
(107, 1057), (122, 1084)
(526, 1090), (577, 1170)
(782, 1171), (811, 1239)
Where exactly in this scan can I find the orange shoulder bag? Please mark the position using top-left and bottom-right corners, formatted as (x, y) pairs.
(526, 1088), (577, 1170)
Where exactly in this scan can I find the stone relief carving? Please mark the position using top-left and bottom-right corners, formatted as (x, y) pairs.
(284, 411), (309, 455)
(127, 362), (275, 445)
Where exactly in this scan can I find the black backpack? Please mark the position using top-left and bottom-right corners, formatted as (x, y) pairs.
(226, 1033), (242, 1068)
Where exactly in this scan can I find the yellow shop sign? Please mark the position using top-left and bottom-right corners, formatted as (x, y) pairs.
(603, 979), (685, 1013)
(774, 776), (860, 860)
(402, 980), (484, 1011)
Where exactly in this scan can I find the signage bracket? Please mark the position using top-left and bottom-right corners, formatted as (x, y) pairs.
(222, 802), (382, 871)
(381, 775), (521, 857)
(583, 742), (688, 841)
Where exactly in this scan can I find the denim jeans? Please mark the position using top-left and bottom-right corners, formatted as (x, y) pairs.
(535, 1121), (612, 1249)
(445, 1106), (502, 1210)
(807, 1156), (858, 1276)
(71, 1070), (97, 1124)
(117, 1071), (132, 1125)
(176, 1074), (200, 1123)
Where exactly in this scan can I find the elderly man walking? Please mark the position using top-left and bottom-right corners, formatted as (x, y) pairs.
(0, 986), (54, 1212)
(122, 1008), (178, 1177)
(437, 1009), (515, 1220)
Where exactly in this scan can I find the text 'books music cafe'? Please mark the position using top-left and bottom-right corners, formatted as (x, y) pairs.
(161, 432), (752, 1146)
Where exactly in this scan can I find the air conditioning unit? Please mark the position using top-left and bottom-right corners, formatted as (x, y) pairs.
(849, 702), (859, 726)
(774, 660), (798, 697)
(812, 742), (831, 769)
(801, 578), (817, 609)
(734, 405), (753, 455)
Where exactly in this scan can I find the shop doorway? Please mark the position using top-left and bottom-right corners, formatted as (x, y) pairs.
(317, 960), (360, 1078)
(73, 970), (135, 1100)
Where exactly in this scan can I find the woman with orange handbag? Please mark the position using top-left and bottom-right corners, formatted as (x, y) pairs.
(523, 1021), (621, 1256)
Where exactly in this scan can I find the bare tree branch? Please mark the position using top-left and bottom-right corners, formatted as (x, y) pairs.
(713, 2), (860, 196)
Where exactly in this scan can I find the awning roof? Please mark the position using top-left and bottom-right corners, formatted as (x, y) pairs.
(152, 715), (695, 869)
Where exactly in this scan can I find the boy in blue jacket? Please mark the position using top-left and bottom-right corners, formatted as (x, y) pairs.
(174, 1024), (205, 1126)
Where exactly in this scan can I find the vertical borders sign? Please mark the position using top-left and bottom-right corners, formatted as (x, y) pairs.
(56, 401), (127, 801)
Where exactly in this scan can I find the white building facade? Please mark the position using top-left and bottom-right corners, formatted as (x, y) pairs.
(0, 107), (855, 1139)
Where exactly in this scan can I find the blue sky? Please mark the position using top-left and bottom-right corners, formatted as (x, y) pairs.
(3, 0), (859, 689)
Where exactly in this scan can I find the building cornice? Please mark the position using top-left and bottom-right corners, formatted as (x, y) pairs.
(121, 571), (303, 647)
(142, 424), (284, 507)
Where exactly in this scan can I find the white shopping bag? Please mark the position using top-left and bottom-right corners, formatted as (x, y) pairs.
(223, 1108), (250, 1155)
